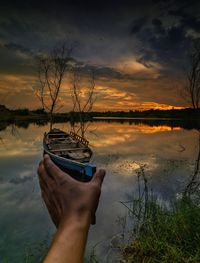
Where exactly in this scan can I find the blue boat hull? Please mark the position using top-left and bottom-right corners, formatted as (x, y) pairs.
(43, 143), (96, 182)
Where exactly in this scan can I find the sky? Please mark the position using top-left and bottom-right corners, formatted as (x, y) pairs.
(0, 0), (200, 111)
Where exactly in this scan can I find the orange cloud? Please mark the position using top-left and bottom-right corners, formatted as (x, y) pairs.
(115, 57), (162, 79)
(0, 67), (188, 111)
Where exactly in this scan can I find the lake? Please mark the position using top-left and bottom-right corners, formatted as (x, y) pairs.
(0, 120), (199, 262)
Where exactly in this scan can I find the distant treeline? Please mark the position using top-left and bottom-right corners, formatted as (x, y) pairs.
(1, 104), (200, 122)
(86, 108), (200, 119)
(1, 105), (200, 131)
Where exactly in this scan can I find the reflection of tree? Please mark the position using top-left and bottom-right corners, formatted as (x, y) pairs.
(184, 130), (200, 196)
(10, 124), (19, 137)
(0, 124), (19, 148)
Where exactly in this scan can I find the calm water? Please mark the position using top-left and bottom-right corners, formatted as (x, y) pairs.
(0, 121), (199, 262)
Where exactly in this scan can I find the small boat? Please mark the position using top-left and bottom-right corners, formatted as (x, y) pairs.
(43, 128), (96, 181)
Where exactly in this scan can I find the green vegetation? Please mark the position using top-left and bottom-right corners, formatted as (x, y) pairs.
(122, 198), (200, 262)
(120, 167), (200, 263)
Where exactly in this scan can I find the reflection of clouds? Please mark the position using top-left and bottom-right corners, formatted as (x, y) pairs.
(93, 133), (132, 147)
(0, 122), (195, 164)
(117, 125), (181, 134)
(88, 122), (198, 184)
(0, 122), (198, 200)
(0, 121), (198, 262)
(0, 123), (71, 157)
(90, 122), (183, 150)
(0, 124), (48, 157)
(10, 176), (32, 184)
(136, 125), (182, 133)
(96, 155), (159, 177)
(9, 170), (35, 184)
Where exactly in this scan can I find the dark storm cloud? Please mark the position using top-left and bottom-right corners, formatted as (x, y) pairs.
(152, 18), (162, 27)
(130, 17), (147, 34)
(0, 0), (200, 98)
(0, 0), (199, 77)
(128, 0), (200, 77)
(0, 42), (34, 75)
(4, 42), (32, 55)
(79, 63), (156, 81)
(151, 18), (165, 35)
(0, 1), (154, 65)
(0, 39), (156, 83)
(135, 25), (190, 77)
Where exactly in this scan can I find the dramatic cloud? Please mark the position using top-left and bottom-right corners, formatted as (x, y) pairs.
(0, 0), (199, 110)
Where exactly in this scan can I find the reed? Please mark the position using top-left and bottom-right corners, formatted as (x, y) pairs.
(121, 166), (200, 263)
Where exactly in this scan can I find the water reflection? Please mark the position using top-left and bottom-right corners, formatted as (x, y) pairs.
(0, 121), (199, 262)
(184, 130), (200, 195)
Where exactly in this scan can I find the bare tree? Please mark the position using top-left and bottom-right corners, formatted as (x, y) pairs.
(34, 44), (72, 130)
(183, 40), (200, 109)
(70, 66), (96, 137)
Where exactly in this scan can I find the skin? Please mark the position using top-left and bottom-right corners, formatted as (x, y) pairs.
(37, 154), (105, 263)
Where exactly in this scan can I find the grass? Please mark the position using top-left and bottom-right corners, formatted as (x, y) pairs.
(122, 198), (200, 262)
(121, 166), (200, 263)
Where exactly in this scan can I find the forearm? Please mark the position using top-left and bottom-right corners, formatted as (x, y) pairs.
(44, 214), (91, 263)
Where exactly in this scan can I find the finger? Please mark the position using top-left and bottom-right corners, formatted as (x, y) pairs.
(37, 160), (44, 176)
(41, 189), (59, 227)
(38, 160), (43, 167)
(91, 169), (106, 187)
(43, 154), (70, 182)
(38, 162), (54, 191)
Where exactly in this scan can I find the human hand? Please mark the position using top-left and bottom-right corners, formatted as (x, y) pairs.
(37, 155), (106, 228)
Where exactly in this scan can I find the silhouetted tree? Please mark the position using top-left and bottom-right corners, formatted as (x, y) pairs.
(70, 66), (96, 137)
(34, 43), (72, 130)
(183, 40), (200, 109)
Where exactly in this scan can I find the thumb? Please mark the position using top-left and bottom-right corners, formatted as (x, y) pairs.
(91, 169), (106, 187)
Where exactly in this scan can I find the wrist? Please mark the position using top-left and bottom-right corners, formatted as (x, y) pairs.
(59, 211), (91, 231)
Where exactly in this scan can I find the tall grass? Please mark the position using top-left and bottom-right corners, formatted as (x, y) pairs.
(121, 165), (200, 263)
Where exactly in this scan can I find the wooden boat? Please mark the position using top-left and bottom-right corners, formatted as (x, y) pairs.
(43, 128), (96, 181)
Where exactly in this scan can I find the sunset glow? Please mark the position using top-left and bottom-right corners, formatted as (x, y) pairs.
(0, 0), (196, 111)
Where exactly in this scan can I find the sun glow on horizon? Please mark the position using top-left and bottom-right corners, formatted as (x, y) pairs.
(0, 72), (187, 111)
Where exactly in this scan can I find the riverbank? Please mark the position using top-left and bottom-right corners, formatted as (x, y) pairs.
(120, 167), (200, 263)
(121, 197), (200, 262)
